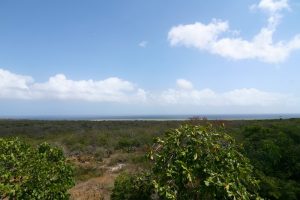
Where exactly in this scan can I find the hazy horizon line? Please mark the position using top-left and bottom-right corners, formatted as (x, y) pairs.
(1, 113), (300, 121)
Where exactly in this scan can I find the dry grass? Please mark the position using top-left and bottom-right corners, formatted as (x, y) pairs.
(68, 150), (147, 200)
(70, 173), (117, 200)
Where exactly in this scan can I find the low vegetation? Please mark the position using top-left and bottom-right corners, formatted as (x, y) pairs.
(0, 119), (300, 199)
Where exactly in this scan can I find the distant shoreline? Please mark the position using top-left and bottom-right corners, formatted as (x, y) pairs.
(1, 114), (300, 121)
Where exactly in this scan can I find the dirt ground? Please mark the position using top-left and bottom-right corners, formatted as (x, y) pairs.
(70, 173), (117, 200)
(69, 152), (143, 200)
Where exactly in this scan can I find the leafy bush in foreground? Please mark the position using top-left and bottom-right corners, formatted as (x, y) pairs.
(0, 138), (74, 199)
(112, 125), (261, 200)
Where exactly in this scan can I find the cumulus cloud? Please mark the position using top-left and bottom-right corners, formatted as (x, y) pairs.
(0, 69), (33, 99)
(0, 69), (295, 107)
(253, 0), (290, 13)
(160, 88), (218, 105)
(169, 20), (229, 49)
(176, 79), (194, 90)
(31, 74), (148, 102)
(168, 0), (300, 63)
(159, 83), (292, 107)
(0, 69), (147, 103)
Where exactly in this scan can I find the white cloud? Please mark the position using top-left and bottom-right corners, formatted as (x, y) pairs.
(168, 0), (300, 63)
(0, 69), (296, 107)
(0, 69), (33, 99)
(31, 74), (146, 102)
(160, 88), (218, 105)
(158, 85), (291, 107)
(169, 20), (229, 49)
(255, 0), (290, 13)
(0, 69), (147, 103)
(138, 41), (148, 48)
(176, 79), (194, 90)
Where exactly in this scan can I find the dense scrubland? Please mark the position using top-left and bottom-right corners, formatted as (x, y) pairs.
(1, 118), (300, 199)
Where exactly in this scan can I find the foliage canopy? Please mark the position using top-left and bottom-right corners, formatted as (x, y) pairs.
(242, 125), (300, 199)
(112, 124), (261, 200)
(0, 138), (74, 199)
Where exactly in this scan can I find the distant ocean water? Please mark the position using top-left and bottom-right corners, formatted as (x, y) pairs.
(1, 114), (300, 121)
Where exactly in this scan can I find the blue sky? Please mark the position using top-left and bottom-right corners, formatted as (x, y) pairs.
(1, 0), (300, 116)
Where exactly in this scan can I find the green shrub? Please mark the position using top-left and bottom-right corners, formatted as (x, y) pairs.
(112, 125), (261, 200)
(0, 138), (74, 199)
(148, 125), (261, 200)
(116, 137), (140, 152)
(111, 172), (153, 200)
(242, 125), (300, 199)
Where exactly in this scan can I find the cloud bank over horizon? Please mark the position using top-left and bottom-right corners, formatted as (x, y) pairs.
(0, 69), (147, 103)
(168, 0), (300, 63)
(0, 68), (296, 109)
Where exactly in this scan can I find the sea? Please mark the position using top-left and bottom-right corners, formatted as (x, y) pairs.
(1, 114), (300, 121)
